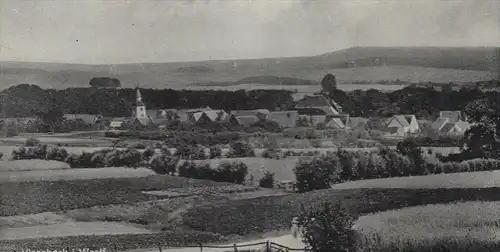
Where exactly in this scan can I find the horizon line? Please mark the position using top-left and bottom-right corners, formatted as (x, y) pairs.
(0, 45), (498, 66)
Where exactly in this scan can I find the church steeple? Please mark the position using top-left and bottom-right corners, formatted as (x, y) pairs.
(134, 87), (147, 119)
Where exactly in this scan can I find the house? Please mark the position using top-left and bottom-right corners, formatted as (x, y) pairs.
(383, 114), (419, 136)
(439, 111), (464, 122)
(193, 110), (229, 123)
(108, 117), (144, 131)
(326, 117), (345, 129)
(177, 107), (212, 122)
(432, 111), (471, 135)
(230, 109), (270, 120)
(0, 117), (37, 129)
(269, 111), (298, 128)
(295, 95), (341, 115)
(381, 125), (406, 138)
(63, 114), (103, 125)
(229, 115), (260, 126)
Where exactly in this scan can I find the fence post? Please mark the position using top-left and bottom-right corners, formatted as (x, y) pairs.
(158, 243), (163, 252)
(266, 241), (270, 252)
(233, 243), (238, 252)
(199, 243), (203, 252)
(114, 243), (118, 252)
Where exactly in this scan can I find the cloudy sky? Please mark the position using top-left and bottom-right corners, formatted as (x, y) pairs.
(0, 0), (499, 64)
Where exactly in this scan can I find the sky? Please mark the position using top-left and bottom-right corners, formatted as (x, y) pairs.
(0, 0), (499, 64)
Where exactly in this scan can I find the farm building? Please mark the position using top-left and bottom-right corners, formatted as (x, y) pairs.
(432, 111), (471, 135)
(229, 115), (260, 126)
(295, 94), (341, 115)
(382, 114), (419, 137)
(230, 109), (270, 120)
(193, 110), (229, 123)
(269, 111), (298, 128)
(177, 107), (212, 122)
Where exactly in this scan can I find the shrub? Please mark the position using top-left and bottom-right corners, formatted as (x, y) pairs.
(259, 171), (274, 188)
(213, 162), (248, 184)
(174, 144), (195, 158)
(149, 154), (178, 175)
(209, 145), (222, 159)
(90, 151), (106, 168)
(11, 147), (27, 160)
(132, 143), (147, 149)
(191, 145), (207, 160)
(119, 149), (142, 167)
(296, 201), (357, 252)
(24, 137), (40, 147)
(45, 147), (69, 162)
(142, 147), (156, 161)
(0, 152), (3, 160)
(226, 141), (255, 158)
(261, 148), (282, 159)
(64, 154), (80, 168)
(294, 153), (342, 193)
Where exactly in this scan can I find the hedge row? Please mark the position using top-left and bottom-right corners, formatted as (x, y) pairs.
(178, 161), (248, 184)
(294, 147), (500, 192)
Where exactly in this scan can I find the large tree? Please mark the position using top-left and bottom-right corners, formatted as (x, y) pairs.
(462, 94), (500, 159)
(320, 74), (337, 95)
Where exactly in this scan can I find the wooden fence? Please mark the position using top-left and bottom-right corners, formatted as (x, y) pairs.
(156, 241), (310, 252)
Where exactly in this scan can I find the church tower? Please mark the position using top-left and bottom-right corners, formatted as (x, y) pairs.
(135, 88), (147, 119)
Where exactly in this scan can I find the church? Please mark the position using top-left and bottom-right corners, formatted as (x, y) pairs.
(108, 89), (154, 130)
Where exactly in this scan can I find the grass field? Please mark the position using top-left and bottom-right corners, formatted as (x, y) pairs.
(355, 201), (500, 252)
(0, 136), (110, 146)
(331, 170), (500, 189)
(0, 175), (237, 216)
(0, 167), (156, 183)
(1, 221), (153, 240)
(0, 159), (70, 171)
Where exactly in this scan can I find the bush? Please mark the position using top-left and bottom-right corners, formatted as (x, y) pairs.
(294, 153), (342, 193)
(149, 154), (178, 175)
(262, 148), (282, 159)
(191, 145), (207, 160)
(24, 137), (40, 147)
(259, 171), (274, 188)
(209, 146), (222, 159)
(226, 141), (255, 158)
(213, 162), (248, 184)
(11, 147), (27, 160)
(296, 201), (357, 252)
(141, 147), (156, 161)
(45, 147), (69, 162)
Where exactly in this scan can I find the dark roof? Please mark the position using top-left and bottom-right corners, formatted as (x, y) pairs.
(295, 95), (330, 107)
(440, 122), (456, 133)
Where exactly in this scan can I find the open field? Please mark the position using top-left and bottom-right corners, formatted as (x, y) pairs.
(0, 160), (70, 171)
(0, 221), (153, 240)
(355, 201), (500, 252)
(331, 170), (500, 189)
(2, 46), (497, 90)
(0, 167), (156, 183)
(0, 136), (111, 146)
(0, 175), (238, 216)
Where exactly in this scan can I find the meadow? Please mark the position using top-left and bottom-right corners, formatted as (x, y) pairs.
(0, 167), (156, 183)
(0, 159), (70, 171)
(355, 201), (500, 252)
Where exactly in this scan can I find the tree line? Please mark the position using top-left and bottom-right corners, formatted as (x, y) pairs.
(0, 82), (492, 121)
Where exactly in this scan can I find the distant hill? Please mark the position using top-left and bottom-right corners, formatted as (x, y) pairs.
(0, 47), (498, 90)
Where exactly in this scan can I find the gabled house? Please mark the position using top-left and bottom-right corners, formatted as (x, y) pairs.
(383, 114), (419, 137)
(63, 114), (103, 125)
(432, 111), (471, 135)
(193, 110), (229, 123)
(269, 111), (298, 128)
(229, 115), (260, 126)
(177, 107), (212, 122)
(230, 109), (270, 120)
(326, 117), (345, 129)
(295, 95), (341, 116)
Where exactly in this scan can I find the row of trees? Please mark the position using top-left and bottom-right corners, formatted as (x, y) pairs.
(294, 143), (500, 192)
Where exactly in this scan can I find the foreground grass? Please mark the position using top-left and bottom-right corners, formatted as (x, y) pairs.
(355, 201), (500, 252)
(0, 231), (225, 251)
(182, 187), (500, 236)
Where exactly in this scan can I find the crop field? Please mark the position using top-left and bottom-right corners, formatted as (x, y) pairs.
(0, 175), (236, 216)
(0, 167), (156, 183)
(331, 170), (500, 189)
(1, 221), (153, 240)
(0, 136), (110, 146)
(355, 201), (500, 251)
(0, 159), (70, 171)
